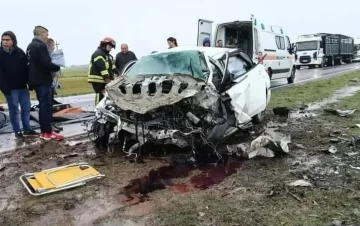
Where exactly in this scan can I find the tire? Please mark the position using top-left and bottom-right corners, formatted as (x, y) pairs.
(267, 68), (273, 80)
(287, 67), (295, 84)
(296, 65), (300, 70)
(335, 58), (341, 66)
(252, 110), (265, 124)
(252, 89), (268, 124)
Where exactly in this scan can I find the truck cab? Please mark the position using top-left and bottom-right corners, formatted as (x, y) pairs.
(197, 15), (296, 84)
(296, 35), (324, 69)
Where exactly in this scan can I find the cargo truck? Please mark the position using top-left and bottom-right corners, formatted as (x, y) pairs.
(295, 33), (354, 69)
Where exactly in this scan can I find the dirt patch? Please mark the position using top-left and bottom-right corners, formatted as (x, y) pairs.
(2, 104), (360, 225)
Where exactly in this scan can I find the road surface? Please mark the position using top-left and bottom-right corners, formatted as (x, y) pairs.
(1, 63), (360, 153)
(271, 62), (360, 88)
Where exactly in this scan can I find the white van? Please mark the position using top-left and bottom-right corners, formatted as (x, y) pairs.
(197, 15), (296, 83)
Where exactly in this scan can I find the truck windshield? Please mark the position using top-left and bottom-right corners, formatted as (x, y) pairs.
(125, 50), (207, 80)
(297, 41), (318, 51)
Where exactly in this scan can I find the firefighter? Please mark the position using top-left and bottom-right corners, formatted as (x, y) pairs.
(88, 37), (118, 105)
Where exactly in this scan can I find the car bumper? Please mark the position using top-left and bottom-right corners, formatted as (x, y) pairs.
(296, 58), (322, 66)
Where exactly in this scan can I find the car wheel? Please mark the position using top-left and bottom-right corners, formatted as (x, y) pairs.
(252, 89), (268, 124)
(296, 65), (300, 70)
(287, 67), (295, 84)
(267, 68), (273, 80)
(252, 110), (264, 124)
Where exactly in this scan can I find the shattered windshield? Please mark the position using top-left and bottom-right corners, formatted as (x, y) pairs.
(296, 41), (318, 51)
(125, 50), (207, 80)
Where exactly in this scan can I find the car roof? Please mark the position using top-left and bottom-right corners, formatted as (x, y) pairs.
(152, 46), (238, 59)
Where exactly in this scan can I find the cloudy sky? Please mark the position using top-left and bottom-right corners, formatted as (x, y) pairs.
(1, 0), (358, 66)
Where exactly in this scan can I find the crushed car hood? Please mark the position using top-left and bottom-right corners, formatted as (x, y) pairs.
(106, 75), (207, 114)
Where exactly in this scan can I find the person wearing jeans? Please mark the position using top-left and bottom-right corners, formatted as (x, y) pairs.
(26, 26), (63, 141)
(0, 31), (37, 138)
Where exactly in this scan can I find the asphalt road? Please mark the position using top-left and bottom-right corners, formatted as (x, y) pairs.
(271, 62), (360, 88)
(1, 62), (360, 153)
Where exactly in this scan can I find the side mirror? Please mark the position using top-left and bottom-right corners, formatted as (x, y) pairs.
(221, 51), (230, 83)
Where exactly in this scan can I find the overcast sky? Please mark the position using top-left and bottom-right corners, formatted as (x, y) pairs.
(1, 0), (358, 66)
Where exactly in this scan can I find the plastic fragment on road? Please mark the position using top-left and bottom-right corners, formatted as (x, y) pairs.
(287, 180), (313, 187)
(324, 108), (356, 117)
(350, 165), (360, 170)
(19, 162), (105, 196)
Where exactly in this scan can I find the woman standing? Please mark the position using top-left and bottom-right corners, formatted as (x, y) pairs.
(167, 37), (178, 49)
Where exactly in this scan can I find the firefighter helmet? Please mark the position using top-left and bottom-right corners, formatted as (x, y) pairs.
(101, 37), (116, 48)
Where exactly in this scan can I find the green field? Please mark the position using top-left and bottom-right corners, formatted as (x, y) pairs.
(0, 69), (92, 104)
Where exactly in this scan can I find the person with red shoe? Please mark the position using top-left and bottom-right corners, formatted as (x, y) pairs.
(26, 26), (64, 141)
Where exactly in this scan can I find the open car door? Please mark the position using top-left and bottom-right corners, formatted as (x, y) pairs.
(197, 19), (213, 47)
(252, 14), (260, 60)
(223, 51), (267, 125)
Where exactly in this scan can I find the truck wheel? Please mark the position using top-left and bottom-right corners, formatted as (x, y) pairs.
(319, 58), (325, 68)
(287, 67), (295, 84)
(335, 58), (341, 65)
(296, 65), (300, 70)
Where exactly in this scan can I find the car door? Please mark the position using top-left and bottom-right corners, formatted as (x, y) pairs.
(223, 53), (267, 124)
(197, 19), (213, 47)
(285, 36), (295, 70)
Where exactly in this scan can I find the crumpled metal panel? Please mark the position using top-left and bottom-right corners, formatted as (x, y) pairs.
(225, 85), (252, 124)
(106, 75), (206, 114)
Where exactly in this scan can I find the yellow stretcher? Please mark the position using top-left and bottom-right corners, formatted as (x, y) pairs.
(19, 162), (105, 196)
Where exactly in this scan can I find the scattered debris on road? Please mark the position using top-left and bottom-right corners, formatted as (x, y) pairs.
(287, 180), (313, 187)
(324, 108), (356, 117)
(273, 107), (291, 117)
(19, 162), (105, 196)
(350, 165), (360, 170)
(320, 145), (338, 154)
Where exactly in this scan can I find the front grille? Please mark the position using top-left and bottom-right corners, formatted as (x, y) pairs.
(300, 56), (311, 64)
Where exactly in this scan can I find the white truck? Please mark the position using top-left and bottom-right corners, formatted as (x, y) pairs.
(197, 15), (296, 84)
(296, 33), (354, 69)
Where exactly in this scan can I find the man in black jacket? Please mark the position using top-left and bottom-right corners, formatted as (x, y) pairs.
(0, 31), (37, 138)
(26, 26), (63, 141)
(115, 44), (137, 74)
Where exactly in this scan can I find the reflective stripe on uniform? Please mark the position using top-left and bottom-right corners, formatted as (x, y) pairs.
(94, 55), (110, 69)
(88, 74), (105, 83)
(100, 70), (109, 76)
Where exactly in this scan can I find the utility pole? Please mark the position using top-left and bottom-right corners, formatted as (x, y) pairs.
(54, 41), (62, 86)
(55, 41), (60, 50)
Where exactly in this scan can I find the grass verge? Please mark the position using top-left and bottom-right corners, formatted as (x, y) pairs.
(269, 71), (360, 109)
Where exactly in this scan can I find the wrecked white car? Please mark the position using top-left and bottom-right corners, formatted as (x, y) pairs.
(90, 47), (271, 159)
